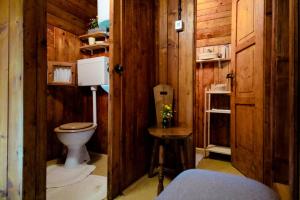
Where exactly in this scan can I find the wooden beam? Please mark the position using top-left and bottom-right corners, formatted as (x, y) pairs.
(178, 0), (195, 168)
(7, 0), (24, 199)
(48, 0), (97, 21)
(23, 0), (47, 199)
(108, 0), (121, 198)
(289, 0), (299, 198)
(0, 0), (9, 198)
(47, 13), (86, 35)
(47, 2), (86, 30)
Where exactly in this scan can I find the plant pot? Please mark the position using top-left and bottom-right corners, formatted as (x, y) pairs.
(88, 28), (100, 34)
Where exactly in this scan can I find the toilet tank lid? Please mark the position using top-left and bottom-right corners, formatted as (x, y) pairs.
(60, 122), (94, 130)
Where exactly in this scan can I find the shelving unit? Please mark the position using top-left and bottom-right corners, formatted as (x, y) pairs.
(79, 31), (109, 55)
(196, 58), (230, 68)
(203, 87), (231, 156)
(80, 43), (109, 54)
(79, 31), (108, 40)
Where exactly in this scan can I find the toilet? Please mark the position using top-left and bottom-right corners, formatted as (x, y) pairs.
(55, 57), (109, 168)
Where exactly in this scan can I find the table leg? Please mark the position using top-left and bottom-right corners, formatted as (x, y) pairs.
(157, 144), (164, 195)
(180, 141), (186, 170)
(149, 138), (159, 178)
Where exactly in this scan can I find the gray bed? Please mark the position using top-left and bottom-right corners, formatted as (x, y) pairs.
(156, 169), (279, 200)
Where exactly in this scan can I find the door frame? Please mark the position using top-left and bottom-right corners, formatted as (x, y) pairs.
(288, 0), (299, 198)
(107, 0), (122, 199)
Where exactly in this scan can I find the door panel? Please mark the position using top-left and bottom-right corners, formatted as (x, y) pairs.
(236, 0), (255, 44)
(236, 45), (255, 94)
(231, 0), (264, 181)
(108, 0), (156, 199)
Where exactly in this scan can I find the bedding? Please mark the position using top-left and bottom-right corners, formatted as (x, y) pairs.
(156, 169), (279, 200)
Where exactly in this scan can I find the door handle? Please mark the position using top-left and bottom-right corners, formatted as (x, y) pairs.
(114, 64), (124, 75)
(226, 72), (234, 79)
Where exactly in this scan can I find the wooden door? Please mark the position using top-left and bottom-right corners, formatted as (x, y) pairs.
(231, 0), (264, 181)
(108, 0), (155, 199)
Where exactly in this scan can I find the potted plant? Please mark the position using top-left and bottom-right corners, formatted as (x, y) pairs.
(161, 104), (173, 128)
(88, 17), (99, 33)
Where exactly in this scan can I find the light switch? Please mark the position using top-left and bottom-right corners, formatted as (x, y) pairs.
(175, 20), (184, 32)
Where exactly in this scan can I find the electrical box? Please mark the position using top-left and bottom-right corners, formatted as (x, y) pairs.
(175, 20), (184, 32)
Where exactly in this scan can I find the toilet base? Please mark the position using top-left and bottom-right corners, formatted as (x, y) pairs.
(65, 145), (90, 168)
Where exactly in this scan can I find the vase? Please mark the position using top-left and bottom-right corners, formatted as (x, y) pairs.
(162, 118), (170, 128)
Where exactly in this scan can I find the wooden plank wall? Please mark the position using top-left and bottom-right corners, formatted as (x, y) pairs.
(23, 0), (47, 198)
(196, 0), (231, 47)
(47, 0), (97, 35)
(46, 24), (108, 160)
(155, 0), (194, 167)
(155, 0), (194, 129)
(194, 0), (232, 148)
(0, 0), (35, 198)
(271, 0), (290, 184)
(0, 0), (9, 198)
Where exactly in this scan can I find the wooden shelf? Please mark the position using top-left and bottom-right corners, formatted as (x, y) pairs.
(206, 109), (231, 114)
(79, 31), (108, 40)
(196, 58), (231, 63)
(206, 145), (231, 155)
(205, 90), (231, 94)
(80, 43), (109, 54)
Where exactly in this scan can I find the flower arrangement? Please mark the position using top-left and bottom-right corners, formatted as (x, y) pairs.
(161, 104), (173, 128)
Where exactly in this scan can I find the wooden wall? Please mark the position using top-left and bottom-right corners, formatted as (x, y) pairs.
(271, 0), (290, 184)
(46, 24), (109, 160)
(0, 1), (24, 198)
(0, 0), (47, 199)
(47, 0), (97, 35)
(155, 0), (194, 129)
(196, 0), (231, 48)
(194, 0), (232, 148)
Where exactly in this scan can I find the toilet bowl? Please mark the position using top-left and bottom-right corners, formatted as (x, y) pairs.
(55, 57), (109, 169)
(55, 122), (97, 168)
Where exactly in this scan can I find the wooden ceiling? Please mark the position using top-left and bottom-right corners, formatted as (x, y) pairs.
(47, 0), (97, 35)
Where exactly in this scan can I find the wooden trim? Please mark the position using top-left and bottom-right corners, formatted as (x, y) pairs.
(108, 0), (122, 198)
(7, 0), (24, 199)
(236, 36), (255, 53)
(23, 0), (47, 199)
(263, 0), (273, 186)
(0, 0), (9, 198)
(289, 0), (299, 198)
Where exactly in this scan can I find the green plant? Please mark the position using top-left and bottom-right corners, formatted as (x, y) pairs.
(88, 17), (99, 30)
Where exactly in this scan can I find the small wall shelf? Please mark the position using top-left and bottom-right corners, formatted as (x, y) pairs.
(196, 58), (231, 68)
(79, 31), (108, 40)
(206, 109), (231, 114)
(80, 43), (109, 55)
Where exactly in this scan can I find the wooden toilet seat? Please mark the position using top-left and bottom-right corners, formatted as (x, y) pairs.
(54, 122), (96, 133)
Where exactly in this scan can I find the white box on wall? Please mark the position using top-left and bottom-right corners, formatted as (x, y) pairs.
(77, 57), (109, 86)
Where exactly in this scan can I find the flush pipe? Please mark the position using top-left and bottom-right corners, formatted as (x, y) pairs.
(91, 86), (97, 125)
